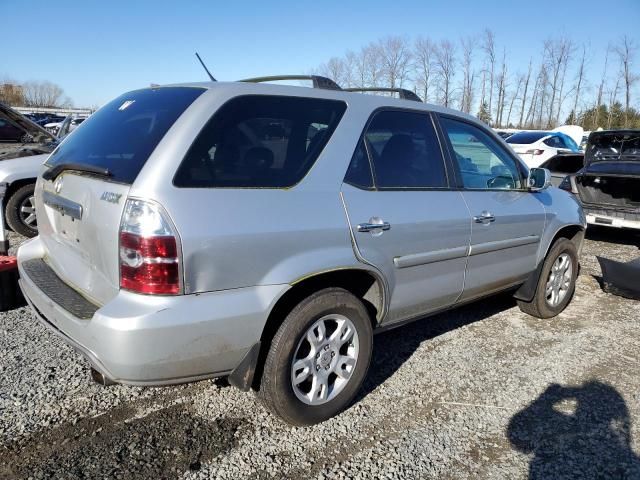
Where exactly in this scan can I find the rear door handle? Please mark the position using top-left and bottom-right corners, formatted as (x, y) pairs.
(473, 211), (495, 223)
(357, 221), (391, 233)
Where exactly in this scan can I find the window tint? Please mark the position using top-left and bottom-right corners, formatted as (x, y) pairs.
(46, 87), (205, 184)
(174, 96), (346, 188)
(440, 117), (523, 190)
(543, 135), (563, 148)
(363, 110), (447, 189)
(506, 131), (548, 144)
(344, 139), (374, 189)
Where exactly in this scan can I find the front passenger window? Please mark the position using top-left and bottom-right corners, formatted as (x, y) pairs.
(440, 117), (523, 190)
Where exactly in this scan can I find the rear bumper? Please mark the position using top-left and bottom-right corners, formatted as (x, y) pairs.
(584, 206), (640, 230)
(17, 237), (289, 385)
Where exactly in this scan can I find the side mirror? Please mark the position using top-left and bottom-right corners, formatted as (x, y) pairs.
(528, 167), (551, 191)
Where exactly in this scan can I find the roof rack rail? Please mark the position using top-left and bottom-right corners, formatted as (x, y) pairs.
(344, 87), (422, 102)
(238, 75), (341, 91)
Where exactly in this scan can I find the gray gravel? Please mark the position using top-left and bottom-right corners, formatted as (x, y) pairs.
(1, 227), (640, 479)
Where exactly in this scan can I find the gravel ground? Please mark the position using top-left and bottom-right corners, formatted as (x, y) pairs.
(1, 228), (639, 479)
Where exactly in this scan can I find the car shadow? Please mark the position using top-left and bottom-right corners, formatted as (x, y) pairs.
(507, 381), (640, 479)
(585, 226), (640, 247)
(357, 291), (517, 401)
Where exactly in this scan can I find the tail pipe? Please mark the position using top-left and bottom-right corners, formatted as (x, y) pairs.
(90, 367), (116, 386)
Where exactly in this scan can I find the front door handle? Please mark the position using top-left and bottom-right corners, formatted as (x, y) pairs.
(473, 211), (495, 223)
(357, 220), (391, 233)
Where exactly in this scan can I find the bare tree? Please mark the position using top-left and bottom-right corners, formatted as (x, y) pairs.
(433, 40), (456, 107)
(22, 81), (68, 108)
(495, 48), (508, 126)
(614, 35), (638, 127)
(414, 36), (435, 102)
(594, 46), (610, 128)
(506, 74), (524, 127)
(571, 44), (587, 121)
(543, 37), (573, 127)
(518, 59), (533, 127)
(607, 76), (621, 129)
(317, 57), (348, 86)
(377, 36), (413, 89)
(482, 30), (496, 120)
(459, 36), (476, 113)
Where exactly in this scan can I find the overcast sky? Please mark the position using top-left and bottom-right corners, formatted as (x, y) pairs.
(1, 0), (639, 107)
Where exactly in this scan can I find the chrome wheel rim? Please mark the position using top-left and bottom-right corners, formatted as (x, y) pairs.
(290, 314), (359, 406)
(19, 195), (37, 228)
(545, 253), (573, 307)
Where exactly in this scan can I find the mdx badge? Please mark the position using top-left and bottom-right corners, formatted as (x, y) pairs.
(100, 192), (122, 204)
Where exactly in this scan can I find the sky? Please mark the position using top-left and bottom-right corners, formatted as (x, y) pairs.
(1, 0), (639, 108)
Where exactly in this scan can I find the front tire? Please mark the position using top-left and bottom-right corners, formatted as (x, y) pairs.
(258, 288), (373, 426)
(5, 184), (38, 238)
(517, 238), (578, 319)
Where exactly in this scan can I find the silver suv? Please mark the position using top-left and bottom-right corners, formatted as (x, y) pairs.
(18, 77), (586, 425)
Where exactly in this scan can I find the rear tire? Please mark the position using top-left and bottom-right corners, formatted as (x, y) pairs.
(517, 238), (578, 319)
(258, 288), (373, 426)
(5, 184), (38, 238)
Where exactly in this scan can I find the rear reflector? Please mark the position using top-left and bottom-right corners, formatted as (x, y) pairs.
(119, 199), (181, 295)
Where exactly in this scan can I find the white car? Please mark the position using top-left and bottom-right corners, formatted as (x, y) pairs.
(506, 131), (581, 167)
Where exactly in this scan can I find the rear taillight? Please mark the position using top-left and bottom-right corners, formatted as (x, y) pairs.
(525, 149), (545, 155)
(119, 199), (181, 295)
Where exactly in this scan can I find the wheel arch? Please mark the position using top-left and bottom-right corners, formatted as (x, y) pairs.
(514, 223), (585, 302)
(244, 267), (386, 391)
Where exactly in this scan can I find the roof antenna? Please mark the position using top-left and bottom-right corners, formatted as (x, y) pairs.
(195, 52), (216, 82)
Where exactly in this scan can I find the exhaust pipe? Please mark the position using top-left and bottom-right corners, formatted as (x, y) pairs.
(90, 367), (116, 386)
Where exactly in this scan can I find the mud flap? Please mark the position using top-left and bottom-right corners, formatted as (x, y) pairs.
(596, 256), (640, 300)
(228, 342), (261, 392)
(513, 260), (545, 302)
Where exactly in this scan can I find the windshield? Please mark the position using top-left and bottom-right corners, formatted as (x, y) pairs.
(506, 131), (549, 144)
(46, 87), (205, 183)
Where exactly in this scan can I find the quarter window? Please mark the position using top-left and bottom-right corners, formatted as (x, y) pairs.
(344, 139), (374, 189)
(439, 117), (523, 190)
(174, 95), (346, 188)
(362, 110), (447, 189)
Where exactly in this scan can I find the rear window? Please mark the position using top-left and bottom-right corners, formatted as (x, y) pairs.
(46, 87), (205, 184)
(506, 131), (549, 144)
(173, 95), (347, 188)
(586, 132), (640, 162)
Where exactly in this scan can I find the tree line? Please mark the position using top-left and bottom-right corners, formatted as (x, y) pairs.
(314, 32), (639, 130)
(0, 79), (72, 108)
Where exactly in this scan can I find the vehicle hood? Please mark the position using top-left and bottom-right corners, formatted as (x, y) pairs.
(0, 103), (57, 143)
(0, 103), (59, 160)
(584, 130), (640, 169)
(0, 153), (48, 184)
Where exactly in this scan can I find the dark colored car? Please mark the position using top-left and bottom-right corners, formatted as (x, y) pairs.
(540, 153), (584, 187)
(0, 117), (28, 142)
(560, 130), (640, 230)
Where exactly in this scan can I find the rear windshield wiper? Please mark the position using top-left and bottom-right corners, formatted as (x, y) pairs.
(42, 162), (113, 181)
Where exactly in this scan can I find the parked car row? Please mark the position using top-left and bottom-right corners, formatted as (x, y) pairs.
(13, 76), (588, 426)
(0, 103), (80, 237)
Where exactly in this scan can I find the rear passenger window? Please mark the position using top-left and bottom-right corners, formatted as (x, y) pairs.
(174, 95), (346, 188)
(344, 139), (374, 189)
(439, 117), (523, 190)
(363, 110), (447, 189)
